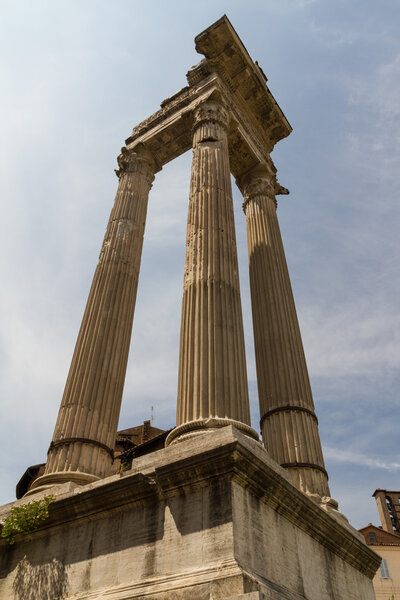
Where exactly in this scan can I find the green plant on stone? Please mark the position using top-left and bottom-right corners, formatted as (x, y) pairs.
(1, 494), (55, 545)
(119, 456), (132, 473)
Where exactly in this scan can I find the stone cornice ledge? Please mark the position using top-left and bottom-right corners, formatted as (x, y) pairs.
(192, 15), (292, 148)
(0, 474), (158, 544)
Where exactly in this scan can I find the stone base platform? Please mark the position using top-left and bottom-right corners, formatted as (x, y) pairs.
(0, 427), (379, 600)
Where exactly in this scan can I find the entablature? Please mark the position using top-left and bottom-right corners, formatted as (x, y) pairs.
(125, 16), (291, 182)
(191, 15), (291, 150)
(126, 74), (278, 181)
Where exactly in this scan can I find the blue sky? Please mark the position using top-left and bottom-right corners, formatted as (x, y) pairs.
(1, 0), (399, 530)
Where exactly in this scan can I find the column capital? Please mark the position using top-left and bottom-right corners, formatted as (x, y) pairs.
(237, 161), (273, 191)
(238, 163), (289, 213)
(240, 168), (276, 212)
(115, 144), (156, 185)
(243, 177), (275, 201)
(192, 99), (230, 134)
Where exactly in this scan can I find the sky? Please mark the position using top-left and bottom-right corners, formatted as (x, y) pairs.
(0, 0), (399, 530)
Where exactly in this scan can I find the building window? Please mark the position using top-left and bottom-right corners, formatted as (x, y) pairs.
(379, 558), (391, 579)
(368, 532), (377, 544)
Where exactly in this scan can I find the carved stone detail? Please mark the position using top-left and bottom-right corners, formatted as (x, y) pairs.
(245, 178), (274, 199)
(192, 100), (230, 133)
(275, 183), (289, 195)
(115, 144), (155, 187)
(242, 177), (276, 212)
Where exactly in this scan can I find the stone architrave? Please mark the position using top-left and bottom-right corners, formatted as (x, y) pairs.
(30, 145), (156, 492)
(166, 100), (258, 446)
(238, 163), (330, 499)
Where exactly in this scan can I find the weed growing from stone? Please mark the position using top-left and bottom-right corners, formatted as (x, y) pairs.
(1, 495), (55, 544)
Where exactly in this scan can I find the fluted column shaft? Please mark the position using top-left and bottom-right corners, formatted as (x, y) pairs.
(31, 145), (155, 491)
(241, 166), (330, 498)
(166, 100), (257, 446)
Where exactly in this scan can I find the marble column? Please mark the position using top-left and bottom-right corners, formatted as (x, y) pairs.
(239, 164), (330, 499)
(166, 100), (258, 446)
(30, 144), (156, 492)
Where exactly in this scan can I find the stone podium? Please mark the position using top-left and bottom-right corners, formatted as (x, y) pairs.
(0, 15), (379, 600)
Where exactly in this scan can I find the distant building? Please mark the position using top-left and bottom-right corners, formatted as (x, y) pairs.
(359, 489), (400, 599)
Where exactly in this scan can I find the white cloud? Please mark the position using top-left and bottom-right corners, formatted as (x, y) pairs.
(345, 52), (400, 193)
(310, 20), (358, 47)
(349, 53), (400, 121)
(300, 301), (400, 378)
(325, 446), (400, 471)
(285, 0), (319, 8)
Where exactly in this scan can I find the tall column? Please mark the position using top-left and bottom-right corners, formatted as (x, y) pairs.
(166, 100), (258, 446)
(30, 144), (156, 492)
(239, 164), (331, 499)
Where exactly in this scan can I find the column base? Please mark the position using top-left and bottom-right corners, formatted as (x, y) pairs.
(165, 418), (259, 446)
(26, 470), (100, 496)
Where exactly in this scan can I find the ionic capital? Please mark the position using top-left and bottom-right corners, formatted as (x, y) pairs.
(115, 144), (156, 187)
(193, 100), (230, 134)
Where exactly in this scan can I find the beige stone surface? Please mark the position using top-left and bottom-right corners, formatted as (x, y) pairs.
(0, 428), (379, 600)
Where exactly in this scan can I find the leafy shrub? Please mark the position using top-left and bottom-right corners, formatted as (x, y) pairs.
(1, 495), (55, 545)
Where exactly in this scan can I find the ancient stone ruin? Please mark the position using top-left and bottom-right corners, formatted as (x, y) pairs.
(0, 16), (380, 600)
